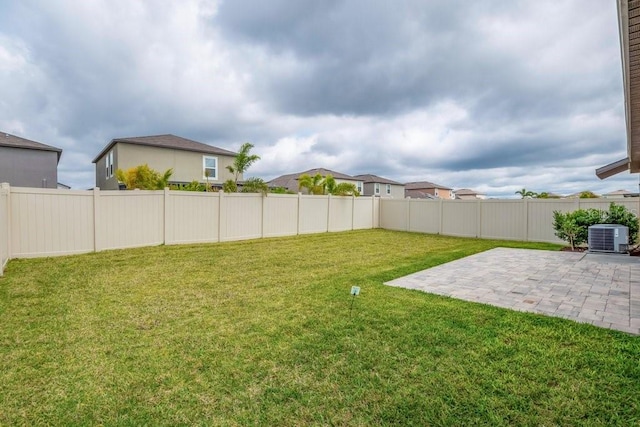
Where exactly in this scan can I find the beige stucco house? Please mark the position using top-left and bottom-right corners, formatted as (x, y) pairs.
(92, 134), (238, 190)
(405, 181), (454, 199)
(352, 174), (404, 198)
(268, 168), (363, 194)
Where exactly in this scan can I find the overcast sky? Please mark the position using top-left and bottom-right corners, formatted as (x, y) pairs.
(0, 0), (636, 197)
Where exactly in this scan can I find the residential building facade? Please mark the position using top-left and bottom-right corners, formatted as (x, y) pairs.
(0, 132), (62, 188)
(92, 134), (238, 190)
(352, 174), (404, 197)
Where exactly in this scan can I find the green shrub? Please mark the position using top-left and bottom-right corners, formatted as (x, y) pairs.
(552, 203), (639, 248)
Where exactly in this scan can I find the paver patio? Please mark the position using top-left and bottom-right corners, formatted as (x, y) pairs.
(385, 248), (640, 335)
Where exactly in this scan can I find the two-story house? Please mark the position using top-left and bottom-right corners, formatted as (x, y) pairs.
(352, 174), (404, 197)
(92, 134), (238, 190)
(0, 132), (62, 188)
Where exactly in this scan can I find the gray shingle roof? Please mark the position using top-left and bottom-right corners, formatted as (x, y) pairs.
(0, 131), (62, 162)
(92, 134), (237, 163)
(352, 174), (402, 185)
(405, 181), (452, 190)
(453, 188), (485, 196)
(268, 168), (357, 191)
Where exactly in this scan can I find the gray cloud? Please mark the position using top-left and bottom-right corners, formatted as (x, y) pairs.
(0, 0), (635, 197)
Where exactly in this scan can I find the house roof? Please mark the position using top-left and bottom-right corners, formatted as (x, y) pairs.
(352, 174), (402, 185)
(92, 134), (237, 163)
(453, 188), (485, 196)
(405, 181), (452, 190)
(0, 132), (62, 163)
(268, 168), (357, 189)
(604, 189), (633, 195)
(405, 190), (438, 199)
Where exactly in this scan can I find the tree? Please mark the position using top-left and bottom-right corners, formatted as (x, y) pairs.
(226, 143), (260, 186)
(515, 188), (536, 198)
(241, 177), (269, 195)
(579, 191), (599, 199)
(223, 179), (237, 193)
(298, 173), (326, 195)
(115, 164), (173, 190)
(552, 203), (639, 249)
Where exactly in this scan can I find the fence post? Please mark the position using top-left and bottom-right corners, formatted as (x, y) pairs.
(163, 187), (170, 245)
(218, 191), (224, 242)
(93, 187), (100, 252)
(406, 199), (411, 232)
(371, 196), (375, 229)
(523, 198), (529, 242)
(476, 198), (482, 238)
(439, 198), (444, 234)
(351, 195), (355, 230)
(261, 193), (265, 238)
(1, 183), (10, 273)
(327, 194), (332, 232)
(297, 193), (302, 235)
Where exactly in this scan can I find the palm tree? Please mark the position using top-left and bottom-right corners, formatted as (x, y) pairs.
(226, 143), (260, 185)
(298, 173), (326, 195)
(115, 164), (173, 190)
(515, 188), (536, 199)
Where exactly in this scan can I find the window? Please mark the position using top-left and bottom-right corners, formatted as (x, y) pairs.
(374, 183), (380, 194)
(356, 182), (363, 193)
(203, 156), (218, 180)
(386, 184), (391, 195)
(106, 150), (114, 179)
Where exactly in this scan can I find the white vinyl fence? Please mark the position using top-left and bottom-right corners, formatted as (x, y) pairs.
(0, 185), (380, 273)
(379, 198), (640, 243)
(2, 182), (638, 277)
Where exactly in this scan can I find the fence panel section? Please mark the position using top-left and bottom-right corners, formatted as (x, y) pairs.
(353, 197), (375, 229)
(481, 200), (526, 241)
(9, 187), (95, 257)
(380, 199), (408, 230)
(97, 191), (164, 250)
(166, 191), (219, 244)
(263, 194), (299, 237)
(329, 196), (354, 232)
(441, 200), (478, 237)
(220, 193), (263, 242)
(299, 195), (330, 234)
(409, 200), (440, 233)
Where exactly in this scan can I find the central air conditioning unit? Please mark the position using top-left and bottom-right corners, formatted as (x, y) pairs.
(588, 224), (629, 253)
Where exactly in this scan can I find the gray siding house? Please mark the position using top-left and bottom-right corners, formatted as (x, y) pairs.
(92, 134), (238, 190)
(352, 174), (404, 198)
(0, 132), (62, 188)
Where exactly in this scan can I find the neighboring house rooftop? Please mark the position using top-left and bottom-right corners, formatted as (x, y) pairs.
(0, 132), (62, 162)
(603, 189), (634, 196)
(453, 188), (485, 196)
(405, 181), (452, 190)
(352, 174), (402, 185)
(92, 134), (237, 163)
(268, 168), (357, 190)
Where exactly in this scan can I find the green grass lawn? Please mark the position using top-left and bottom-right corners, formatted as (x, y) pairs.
(0, 230), (638, 426)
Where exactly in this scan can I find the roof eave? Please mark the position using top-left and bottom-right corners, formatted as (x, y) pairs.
(596, 157), (629, 179)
